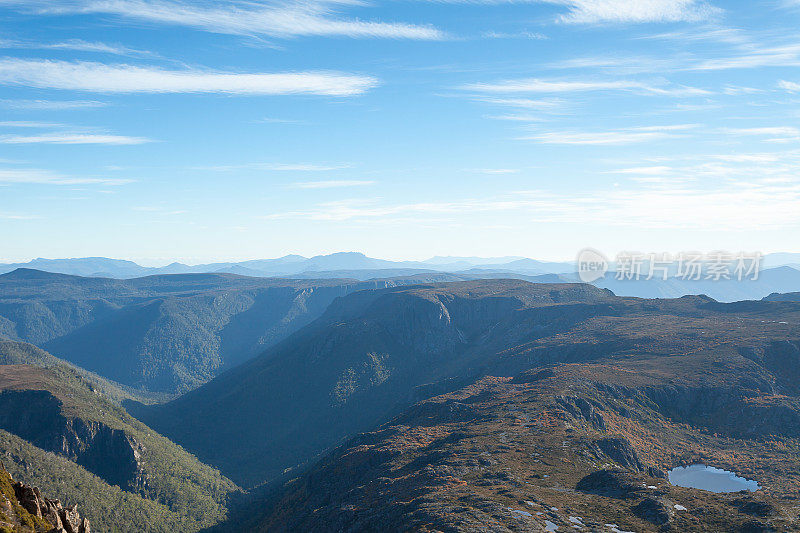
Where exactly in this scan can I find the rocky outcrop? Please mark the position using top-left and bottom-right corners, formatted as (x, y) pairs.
(0, 389), (146, 491)
(592, 436), (645, 472)
(575, 469), (645, 499)
(2, 467), (91, 533)
(632, 496), (674, 525)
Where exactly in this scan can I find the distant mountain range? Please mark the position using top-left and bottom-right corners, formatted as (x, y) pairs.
(0, 253), (576, 279)
(0, 253), (577, 279)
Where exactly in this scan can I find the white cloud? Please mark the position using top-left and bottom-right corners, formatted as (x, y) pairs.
(520, 125), (693, 145)
(0, 121), (65, 128)
(0, 37), (154, 57)
(8, 0), (444, 40)
(259, 179), (800, 231)
(0, 212), (39, 220)
(430, 0), (718, 24)
(542, 0), (720, 24)
(723, 126), (800, 144)
(482, 31), (547, 39)
(475, 97), (564, 109)
(0, 132), (152, 144)
(606, 166), (673, 175)
(0, 59), (379, 96)
(469, 168), (521, 174)
(725, 127), (800, 137)
(462, 78), (709, 96)
(0, 168), (133, 185)
(258, 117), (308, 125)
(485, 113), (546, 122)
(267, 163), (350, 171)
(292, 180), (375, 188)
(0, 99), (108, 110)
(690, 43), (800, 71)
(197, 162), (350, 171)
(779, 80), (800, 92)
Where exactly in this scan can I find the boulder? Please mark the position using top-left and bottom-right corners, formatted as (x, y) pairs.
(632, 497), (674, 525)
(575, 469), (643, 499)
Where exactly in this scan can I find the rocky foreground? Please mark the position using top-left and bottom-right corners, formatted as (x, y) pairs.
(1, 463), (90, 533)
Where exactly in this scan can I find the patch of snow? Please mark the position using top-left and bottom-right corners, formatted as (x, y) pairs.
(647, 485), (657, 489)
(569, 516), (584, 525)
(544, 520), (559, 532)
(550, 506), (559, 511)
(674, 504), (687, 511)
(509, 508), (532, 518)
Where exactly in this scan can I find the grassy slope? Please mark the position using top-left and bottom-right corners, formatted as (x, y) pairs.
(0, 341), (240, 532)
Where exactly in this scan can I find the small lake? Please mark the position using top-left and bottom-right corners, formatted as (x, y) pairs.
(668, 464), (760, 493)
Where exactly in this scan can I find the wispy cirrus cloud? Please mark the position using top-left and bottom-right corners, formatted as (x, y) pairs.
(0, 132), (152, 145)
(462, 78), (709, 97)
(723, 126), (800, 143)
(292, 180), (375, 189)
(430, 0), (718, 24)
(469, 168), (521, 174)
(0, 37), (155, 57)
(520, 124), (697, 145)
(779, 80), (800, 92)
(542, 0), (720, 24)
(0, 59), (379, 96)
(0, 211), (40, 220)
(0, 121), (65, 128)
(690, 43), (800, 70)
(482, 30), (547, 40)
(0, 168), (133, 185)
(258, 179), (800, 231)
(196, 162), (350, 172)
(0, 99), (108, 110)
(551, 29), (800, 75)
(4, 0), (444, 40)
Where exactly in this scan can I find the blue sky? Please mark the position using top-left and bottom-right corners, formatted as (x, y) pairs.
(1, 0), (799, 264)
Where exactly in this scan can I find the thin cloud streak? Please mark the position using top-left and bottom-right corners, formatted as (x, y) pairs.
(0, 168), (134, 185)
(0, 99), (108, 110)
(0, 132), (153, 145)
(292, 180), (375, 189)
(0, 59), (379, 96)
(196, 162), (351, 172)
(462, 78), (710, 96)
(7, 0), (445, 40)
(259, 180), (800, 231)
(520, 125), (697, 145)
(0, 37), (155, 57)
(779, 80), (800, 92)
(544, 0), (720, 24)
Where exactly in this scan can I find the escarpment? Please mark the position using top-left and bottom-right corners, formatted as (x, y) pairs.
(0, 389), (145, 492)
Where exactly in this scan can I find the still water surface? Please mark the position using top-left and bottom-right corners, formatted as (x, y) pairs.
(668, 464), (760, 493)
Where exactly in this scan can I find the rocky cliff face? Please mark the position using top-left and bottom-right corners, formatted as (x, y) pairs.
(0, 389), (145, 491)
(1, 462), (90, 533)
